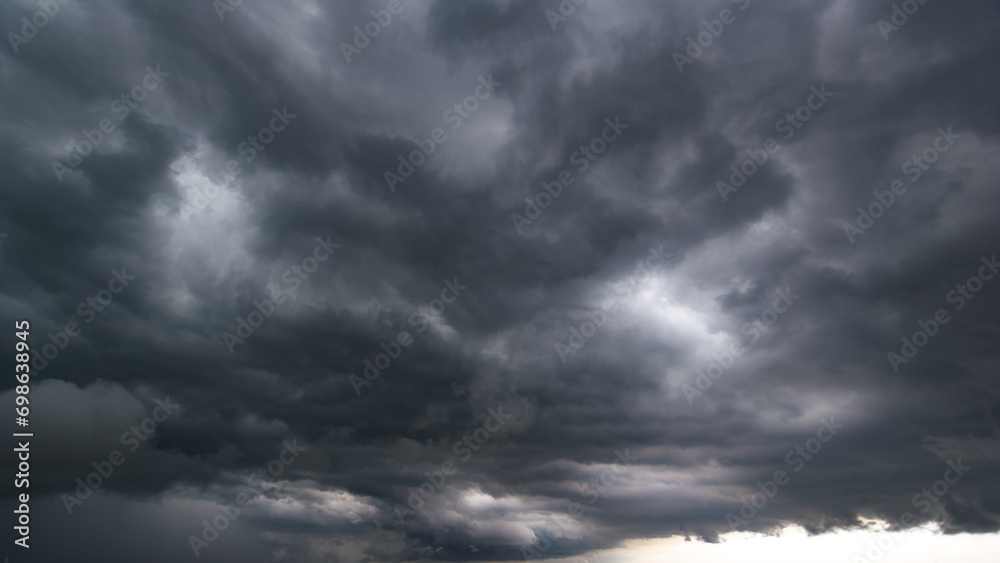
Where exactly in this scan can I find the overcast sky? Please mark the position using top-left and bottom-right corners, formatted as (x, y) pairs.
(2, 0), (999, 562)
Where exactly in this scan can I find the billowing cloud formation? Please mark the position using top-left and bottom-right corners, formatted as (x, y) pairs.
(1, 0), (999, 561)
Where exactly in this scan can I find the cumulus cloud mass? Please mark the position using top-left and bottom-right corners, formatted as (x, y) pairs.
(1, 0), (999, 562)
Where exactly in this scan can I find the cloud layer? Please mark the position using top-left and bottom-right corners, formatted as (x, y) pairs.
(1, 0), (999, 561)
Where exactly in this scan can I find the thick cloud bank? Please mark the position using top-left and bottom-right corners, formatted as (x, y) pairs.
(1, 0), (998, 561)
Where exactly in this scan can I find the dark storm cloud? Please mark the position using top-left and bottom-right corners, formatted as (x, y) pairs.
(1, 0), (999, 561)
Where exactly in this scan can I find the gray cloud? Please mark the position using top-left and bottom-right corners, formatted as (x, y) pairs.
(2, 0), (999, 561)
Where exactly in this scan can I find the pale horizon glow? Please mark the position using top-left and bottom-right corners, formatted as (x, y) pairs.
(505, 524), (1000, 563)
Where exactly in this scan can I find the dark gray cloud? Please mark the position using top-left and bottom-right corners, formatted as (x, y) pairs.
(2, 0), (999, 561)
